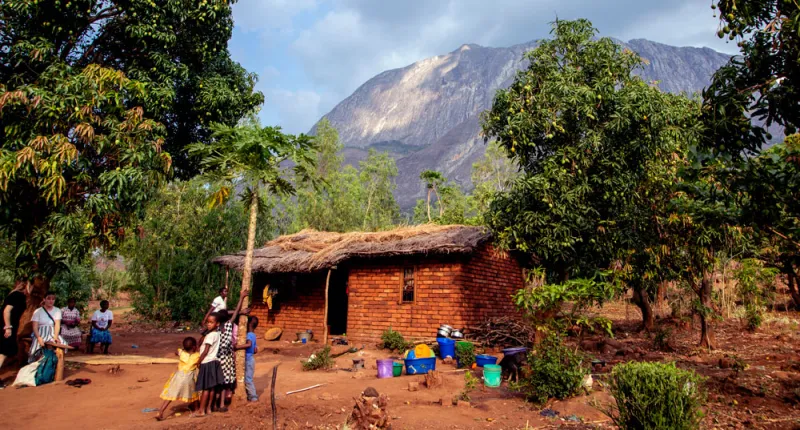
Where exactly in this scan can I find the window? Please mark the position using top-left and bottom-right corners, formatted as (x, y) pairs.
(402, 267), (415, 303)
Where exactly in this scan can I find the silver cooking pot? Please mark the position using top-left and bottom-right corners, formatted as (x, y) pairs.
(437, 324), (453, 338)
(450, 329), (464, 339)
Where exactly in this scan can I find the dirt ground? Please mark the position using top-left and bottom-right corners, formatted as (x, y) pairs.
(2, 300), (800, 429)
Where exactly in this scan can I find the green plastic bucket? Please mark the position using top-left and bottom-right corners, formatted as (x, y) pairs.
(483, 364), (502, 387)
(392, 362), (403, 377)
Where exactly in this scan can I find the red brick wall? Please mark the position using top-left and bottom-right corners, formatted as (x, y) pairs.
(248, 244), (525, 345)
(249, 273), (326, 337)
(346, 244), (524, 344)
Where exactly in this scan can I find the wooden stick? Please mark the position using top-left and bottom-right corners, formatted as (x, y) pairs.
(270, 363), (279, 430)
(323, 268), (331, 346)
(285, 383), (325, 395)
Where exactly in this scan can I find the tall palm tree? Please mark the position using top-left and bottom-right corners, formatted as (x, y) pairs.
(187, 117), (316, 399)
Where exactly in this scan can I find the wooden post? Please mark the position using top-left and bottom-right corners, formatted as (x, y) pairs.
(270, 363), (280, 430)
(55, 348), (64, 381)
(224, 268), (229, 289)
(323, 268), (332, 346)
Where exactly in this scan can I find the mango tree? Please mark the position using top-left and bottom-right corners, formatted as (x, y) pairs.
(481, 19), (701, 330)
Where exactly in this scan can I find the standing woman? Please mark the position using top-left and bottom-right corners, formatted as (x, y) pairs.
(202, 287), (228, 325)
(60, 298), (82, 349)
(28, 292), (64, 362)
(0, 280), (30, 370)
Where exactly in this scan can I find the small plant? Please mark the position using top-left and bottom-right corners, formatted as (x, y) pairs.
(513, 334), (588, 404)
(380, 327), (410, 351)
(603, 361), (706, 430)
(734, 259), (778, 332)
(455, 342), (475, 368)
(302, 345), (334, 371)
(456, 371), (479, 401)
(652, 327), (673, 351)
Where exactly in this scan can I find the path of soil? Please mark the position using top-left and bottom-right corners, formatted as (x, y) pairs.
(2, 302), (800, 429)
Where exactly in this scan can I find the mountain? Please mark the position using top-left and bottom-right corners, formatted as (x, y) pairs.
(312, 39), (732, 210)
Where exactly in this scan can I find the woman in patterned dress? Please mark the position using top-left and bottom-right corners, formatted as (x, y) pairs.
(28, 292), (65, 362)
(60, 298), (82, 349)
(214, 291), (248, 412)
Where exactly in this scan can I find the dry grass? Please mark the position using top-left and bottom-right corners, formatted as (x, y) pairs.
(213, 224), (490, 274)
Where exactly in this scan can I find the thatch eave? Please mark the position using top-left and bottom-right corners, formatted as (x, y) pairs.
(212, 225), (490, 274)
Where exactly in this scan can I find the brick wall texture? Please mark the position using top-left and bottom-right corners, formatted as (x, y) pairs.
(249, 244), (524, 344)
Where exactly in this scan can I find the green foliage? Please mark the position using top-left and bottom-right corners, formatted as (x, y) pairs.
(480, 19), (700, 298)
(122, 179), (274, 322)
(94, 262), (131, 301)
(652, 327), (673, 352)
(302, 345), (334, 371)
(514, 334), (588, 404)
(0, 0), (263, 177)
(455, 342), (475, 368)
(457, 371), (479, 401)
(604, 361), (706, 430)
(413, 172), (477, 225)
(380, 327), (410, 351)
(514, 271), (621, 336)
(287, 120), (400, 233)
(471, 141), (520, 223)
(733, 259), (778, 331)
(49, 260), (96, 310)
(0, 0), (261, 287)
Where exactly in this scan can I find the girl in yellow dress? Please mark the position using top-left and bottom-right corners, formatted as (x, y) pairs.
(156, 337), (200, 421)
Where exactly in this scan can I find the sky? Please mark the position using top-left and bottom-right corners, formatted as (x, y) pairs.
(229, 0), (737, 135)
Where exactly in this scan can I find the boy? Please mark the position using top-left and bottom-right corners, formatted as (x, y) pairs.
(88, 300), (113, 354)
(236, 316), (259, 402)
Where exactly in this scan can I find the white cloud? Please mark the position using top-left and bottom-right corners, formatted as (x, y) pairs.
(263, 89), (323, 134)
(233, 0), (319, 33)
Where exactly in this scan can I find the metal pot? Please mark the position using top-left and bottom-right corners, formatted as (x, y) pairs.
(450, 329), (464, 339)
(437, 325), (453, 338)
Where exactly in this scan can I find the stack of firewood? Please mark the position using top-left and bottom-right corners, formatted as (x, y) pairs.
(348, 387), (391, 429)
(471, 316), (535, 347)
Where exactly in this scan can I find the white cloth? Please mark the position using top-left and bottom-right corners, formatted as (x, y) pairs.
(201, 331), (220, 363)
(13, 360), (40, 387)
(31, 307), (62, 327)
(91, 310), (113, 329)
(211, 296), (227, 313)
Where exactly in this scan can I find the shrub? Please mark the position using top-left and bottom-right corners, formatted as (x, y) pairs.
(652, 327), (673, 352)
(380, 327), (410, 351)
(734, 259), (778, 332)
(513, 334), (588, 404)
(605, 361), (705, 430)
(455, 341), (475, 368)
(302, 345), (334, 371)
(456, 371), (479, 402)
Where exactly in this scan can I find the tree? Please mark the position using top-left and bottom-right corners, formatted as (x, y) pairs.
(360, 149), (400, 230)
(480, 19), (701, 329)
(122, 179), (276, 322)
(0, 0), (263, 177)
(471, 141), (519, 222)
(413, 175), (473, 225)
(0, 63), (171, 318)
(187, 118), (316, 399)
(419, 170), (445, 222)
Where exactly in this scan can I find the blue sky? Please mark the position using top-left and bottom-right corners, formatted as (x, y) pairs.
(229, 0), (737, 135)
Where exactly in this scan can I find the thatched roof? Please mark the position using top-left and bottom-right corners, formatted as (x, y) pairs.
(212, 224), (490, 274)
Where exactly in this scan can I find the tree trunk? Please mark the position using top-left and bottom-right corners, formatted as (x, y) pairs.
(433, 185), (444, 217)
(697, 273), (716, 349)
(235, 192), (259, 400)
(785, 264), (800, 310)
(631, 286), (654, 332)
(426, 188), (432, 222)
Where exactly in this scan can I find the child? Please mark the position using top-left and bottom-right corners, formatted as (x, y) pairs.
(156, 337), (200, 421)
(236, 316), (259, 402)
(215, 291), (248, 412)
(195, 314), (223, 417)
(88, 300), (113, 354)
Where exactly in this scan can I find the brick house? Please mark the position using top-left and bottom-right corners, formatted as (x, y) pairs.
(213, 225), (525, 344)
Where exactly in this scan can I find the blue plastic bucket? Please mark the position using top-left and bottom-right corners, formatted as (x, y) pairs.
(483, 364), (502, 387)
(475, 354), (498, 367)
(436, 337), (455, 359)
(404, 357), (436, 375)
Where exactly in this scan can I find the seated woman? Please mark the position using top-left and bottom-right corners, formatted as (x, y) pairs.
(60, 298), (82, 349)
(28, 292), (65, 363)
